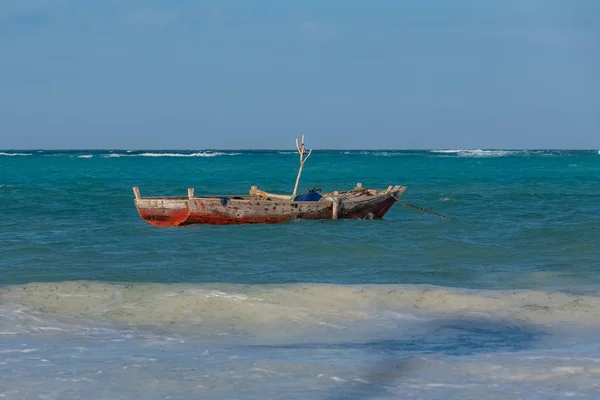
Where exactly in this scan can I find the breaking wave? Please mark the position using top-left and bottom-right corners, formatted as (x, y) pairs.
(138, 152), (240, 157)
(372, 151), (411, 157)
(2, 282), (600, 337)
(0, 152), (32, 156)
(97, 152), (241, 158)
(429, 149), (585, 157)
(431, 150), (513, 157)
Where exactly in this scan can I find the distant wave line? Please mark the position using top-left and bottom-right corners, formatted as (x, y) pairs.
(100, 152), (241, 158)
(0, 152), (32, 156)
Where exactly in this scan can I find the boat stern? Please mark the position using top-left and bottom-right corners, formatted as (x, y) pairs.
(133, 187), (190, 227)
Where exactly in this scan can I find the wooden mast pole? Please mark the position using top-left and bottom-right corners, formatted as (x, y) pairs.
(292, 134), (313, 198)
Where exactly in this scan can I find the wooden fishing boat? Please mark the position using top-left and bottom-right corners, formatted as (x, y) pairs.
(132, 184), (407, 226)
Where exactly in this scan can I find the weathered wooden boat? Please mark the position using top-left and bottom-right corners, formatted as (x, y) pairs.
(132, 184), (407, 226)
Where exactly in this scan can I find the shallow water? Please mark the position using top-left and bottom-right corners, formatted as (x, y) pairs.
(1, 150), (600, 398)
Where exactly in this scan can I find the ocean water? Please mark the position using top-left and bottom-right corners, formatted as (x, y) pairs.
(1, 149), (600, 399)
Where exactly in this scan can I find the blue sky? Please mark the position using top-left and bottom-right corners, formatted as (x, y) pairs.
(1, 0), (598, 149)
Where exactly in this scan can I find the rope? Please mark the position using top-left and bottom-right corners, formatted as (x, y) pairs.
(390, 194), (455, 220)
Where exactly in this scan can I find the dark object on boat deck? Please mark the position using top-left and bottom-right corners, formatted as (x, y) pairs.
(294, 191), (323, 202)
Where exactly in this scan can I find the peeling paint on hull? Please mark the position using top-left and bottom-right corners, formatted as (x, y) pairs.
(137, 208), (189, 227)
(184, 213), (291, 225)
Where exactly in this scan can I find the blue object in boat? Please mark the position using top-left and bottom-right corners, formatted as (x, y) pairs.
(294, 191), (323, 202)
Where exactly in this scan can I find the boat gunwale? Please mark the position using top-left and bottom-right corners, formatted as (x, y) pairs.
(135, 197), (363, 205)
(135, 189), (403, 206)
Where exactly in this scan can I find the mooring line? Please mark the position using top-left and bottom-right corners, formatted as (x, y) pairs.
(390, 194), (455, 220)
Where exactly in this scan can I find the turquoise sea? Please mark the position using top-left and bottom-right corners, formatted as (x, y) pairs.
(1, 149), (600, 399)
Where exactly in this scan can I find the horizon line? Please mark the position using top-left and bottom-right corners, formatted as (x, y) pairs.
(2, 148), (599, 152)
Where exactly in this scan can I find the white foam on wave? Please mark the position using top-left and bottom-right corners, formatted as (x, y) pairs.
(431, 149), (514, 157)
(431, 149), (577, 157)
(101, 152), (240, 158)
(427, 353), (600, 383)
(3, 282), (600, 339)
(0, 348), (39, 354)
(0, 152), (32, 156)
(0, 301), (120, 338)
(137, 152), (239, 157)
(373, 151), (407, 157)
(431, 150), (462, 153)
(78, 155), (93, 159)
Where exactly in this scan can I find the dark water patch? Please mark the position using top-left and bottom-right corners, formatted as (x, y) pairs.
(249, 317), (541, 357)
